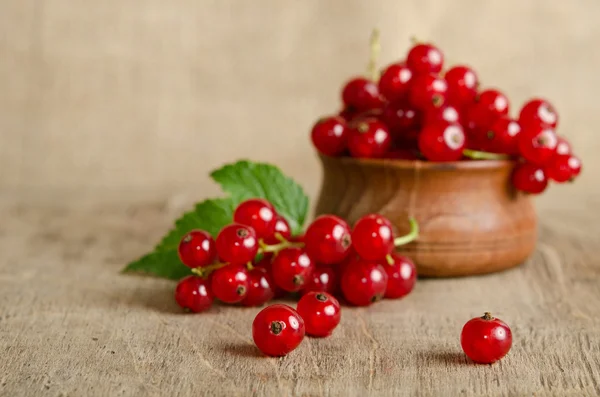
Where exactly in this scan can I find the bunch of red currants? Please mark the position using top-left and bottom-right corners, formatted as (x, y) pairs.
(310, 40), (582, 194)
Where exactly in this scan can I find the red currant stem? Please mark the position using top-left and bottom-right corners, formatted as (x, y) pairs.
(463, 149), (510, 161)
(273, 232), (286, 243)
(367, 28), (381, 82)
(246, 261), (254, 271)
(393, 217), (419, 247)
(385, 254), (395, 266)
(190, 262), (227, 278)
(482, 312), (494, 320)
(258, 239), (304, 254)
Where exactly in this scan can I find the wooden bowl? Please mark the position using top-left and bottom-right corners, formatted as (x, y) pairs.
(314, 154), (538, 277)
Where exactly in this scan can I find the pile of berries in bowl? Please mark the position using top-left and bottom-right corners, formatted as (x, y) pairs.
(310, 37), (582, 194)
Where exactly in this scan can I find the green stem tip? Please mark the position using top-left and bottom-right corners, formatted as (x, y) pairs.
(463, 149), (510, 161)
(393, 217), (419, 247)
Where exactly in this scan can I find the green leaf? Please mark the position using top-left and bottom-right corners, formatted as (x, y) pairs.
(210, 160), (309, 235)
(122, 198), (235, 280)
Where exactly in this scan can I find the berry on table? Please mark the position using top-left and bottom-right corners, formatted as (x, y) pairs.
(378, 62), (413, 102)
(210, 264), (249, 304)
(347, 119), (392, 158)
(461, 312), (512, 364)
(384, 254), (417, 299)
(263, 215), (292, 245)
(545, 154), (582, 182)
(296, 292), (341, 337)
(519, 98), (558, 128)
(178, 230), (216, 269)
(271, 247), (314, 292)
(241, 267), (275, 307)
(215, 223), (258, 266)
(406, 42), (444, 74)
(301, 267), (338, 295)
(418, 121), (466, 162)
(233, 199), (277, 239)
(304, 215), (352, 265)
(381, 101), (421, 138)
(175, 275), (214, 313)
(310, 116), (348, 157)
(252, 304), (305, 356)
(409, 73), (448, 111)
(351, 214), (395, 261)
(445, 65), (479, 106)
(511, 163), (548, 194)
(341, 260), (388, 306)
(483, 117), (522, 155)
(342, 77), (382, 113)
(518, 124), (558, 165)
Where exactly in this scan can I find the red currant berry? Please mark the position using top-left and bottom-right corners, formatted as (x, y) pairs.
(341, 260), (388, 306)
(511, 163), (548, 194)
(545, 154), (582, 183)
(215, 223), (258, 266)
(271, 248), (314, 292)
(409, 73), (448, 111)
(296, 292), (341, 337)
(445, 65), (479, 106)
(484, 117), (521, 155)
(351, 214), (394, 261)
(304, 215), (352, 265)
(310, 116), (348, 157)
(301, 267), (338, 295)
(465, 89), (509, 132)
(554, 136), (571, 156)
(252, 304), (305, 356)
(384, 254), (417, 299)
(263, 215), (292, 245)
(233, 199), (277, 239)
(241, 267), (275, 307)
(519, 98), (558, 128)
(347, 119), (392, 158)
(178, 230), (216, 269)
(518, 124), (558, 165)
(378, 62), (413, 102)
(461, 312), (512, 364)
(418, 121), (466, 162)
(406, 43), (444, 75)
(424, 104), (462, 126)
(210, 264), (249, 304)
(381, 101), (421, 138)
(342, 77), (382, 113)
(175, 275), (214, 313)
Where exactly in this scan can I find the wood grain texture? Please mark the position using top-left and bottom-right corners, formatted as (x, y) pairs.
(0, 199), (599, 397)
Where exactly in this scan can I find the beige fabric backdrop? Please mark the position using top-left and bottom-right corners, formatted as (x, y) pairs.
(1, 0), (599, 211)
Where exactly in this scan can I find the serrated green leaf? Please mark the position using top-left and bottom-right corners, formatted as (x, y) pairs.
(210, 160), (309, 235)
(122, 198), (235, 280)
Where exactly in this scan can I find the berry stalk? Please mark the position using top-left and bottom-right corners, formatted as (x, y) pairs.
(367, 28), (381, 82)
(191, 262), (228, 278)
(463, 149), (510, 161)
(393, 217), (419, 246)
(258, 238), (304, 254)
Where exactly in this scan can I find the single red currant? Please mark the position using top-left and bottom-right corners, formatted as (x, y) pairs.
(241, 267), (275, 307)
(233, 199), (277, 239)
(445, 65), (479, 106)
(310, 116), (348, 157)
(511, 163), (548, 194)
(519, 98), (558, 129)
(347, 119), (392, 158)
(424, 104), (462, 126)
(406, 43), (444, 74)
(465, 89), (509, 133)
(378, 62), (413, 102)
(518, 124), (558, 165)
(341, 260), (388, 306)
(545, 154), (582, 183)
(304, 215), (352, 265)
(351, 214), (394, 261)
(210, 264), (249, 304)
(271, 248), (314, 292)
(418, 121), (465, 162)
(381, 101), (421, 138)
(296, 292), (341, 337)
(178, 230), (216, 269)
(461, 312), (512, 364)
(342, 77), (382, 112)
(175, 275), (214, 313)
(252, 304), (305, 356)
(215, 223), (258, 266)
(554, 136), (571, 156)
(409, 73), (448, 111)
(301, 267), (338, 295)
(263, 215), (292, 245)
(483, 117), (521, 155)
(384, 254), (417, 299)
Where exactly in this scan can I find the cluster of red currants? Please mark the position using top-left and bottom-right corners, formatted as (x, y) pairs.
(310, 40), (582, 194)
(174, 198), (418, 314)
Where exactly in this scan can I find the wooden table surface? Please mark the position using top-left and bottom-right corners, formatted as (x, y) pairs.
(1, 199), (599, 397)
